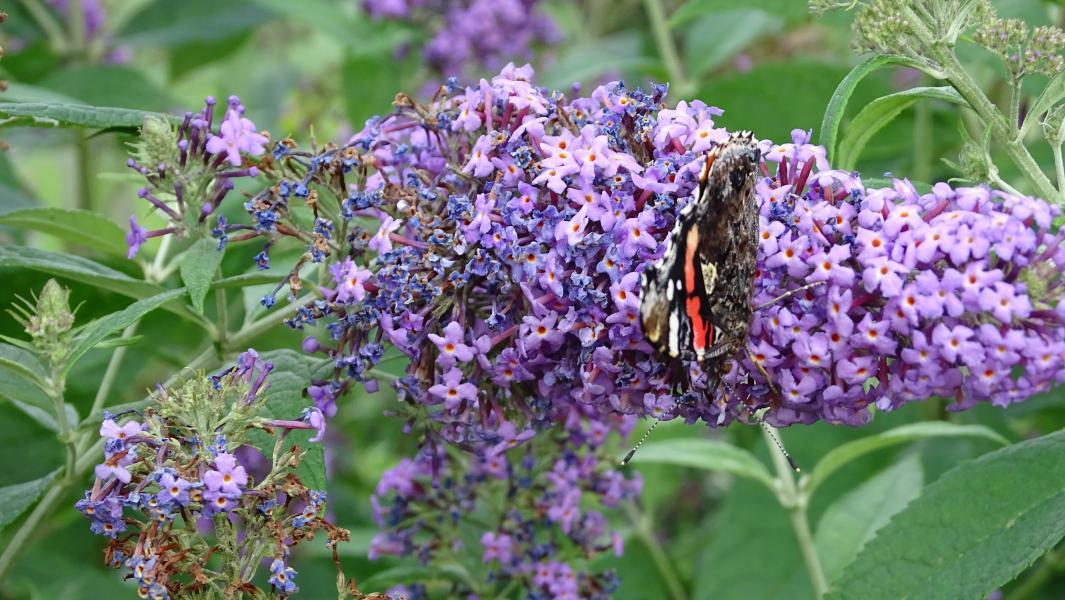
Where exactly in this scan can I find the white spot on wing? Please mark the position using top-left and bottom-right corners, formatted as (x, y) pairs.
(668, 311), (680, 357)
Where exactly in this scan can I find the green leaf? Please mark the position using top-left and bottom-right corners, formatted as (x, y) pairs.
(8, 397), (79, 433)
(836, 86), (966, 170)
(683, 10), (783, 79)
(627, 437), (774, 490)
(818, 55), (929, 162)
(0, 102), (177, 130)
(814, 454), (924, 584)
(0, 343), (47, 385)
(0, 208), (127, 256)
(359, 563), (472, 592)
(805, 422), (1007, 498)
(0, 363), (52, 411)
(668, 0), (810, 27)
(1022, 69), (1065, 139)
(249, 350), (327, 490)
(118, 0), (275, 47)
(693, 477), (813, 600)
(36, 66), (178, 111)
(92, 335), (145, 350)
(65, 288), (187, 375)
(178, 238), (225, 314)
(0, 470), (59, 530)
(0, 246), (200, 323)
(827, 429), (1065, 600)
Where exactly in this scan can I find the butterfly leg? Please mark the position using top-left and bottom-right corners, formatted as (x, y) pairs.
(754, 281), (826, 311)
(746, 348), (782, 398)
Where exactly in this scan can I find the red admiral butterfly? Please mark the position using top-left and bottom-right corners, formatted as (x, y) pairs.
(639, 131), (760, 391)
(631, 132), (799, 469)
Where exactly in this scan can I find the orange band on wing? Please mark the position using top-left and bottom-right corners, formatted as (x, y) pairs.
(699, 148), (718, 185)
(683, 228), (712, 352)
(686, 296), (710, 351)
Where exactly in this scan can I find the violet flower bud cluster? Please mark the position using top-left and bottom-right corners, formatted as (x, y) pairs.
(125, 95), (266, 259)
(77, 350), (344, 599)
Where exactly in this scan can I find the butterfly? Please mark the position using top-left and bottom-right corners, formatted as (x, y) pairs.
(638, 131), (761, 392)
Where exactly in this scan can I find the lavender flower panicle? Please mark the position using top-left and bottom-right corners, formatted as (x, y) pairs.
(124, 96), (265, 260)
(737, 144), (1065, 425)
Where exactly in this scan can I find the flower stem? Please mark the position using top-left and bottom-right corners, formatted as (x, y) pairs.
(1053, 143), (1065, 194)
(215, 275), (229, 352)
(624, 502), (687, 600)
(932, 47), (1059, 203)
(763, 427), (828, 597)
(642, 0), (693, 98)
(895, 6), (1060, 204)
(67, 0), (85, 55)
(1009, 81), (1022, 134)
(44, 367), (76, 482)
(86, 323), (139, 420)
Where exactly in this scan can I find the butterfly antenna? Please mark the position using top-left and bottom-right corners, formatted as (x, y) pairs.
(754, 281), (826, 311)
(757, 418), (799, 472)
(722, 374), (797, 472)
(621, 417), (662, 465)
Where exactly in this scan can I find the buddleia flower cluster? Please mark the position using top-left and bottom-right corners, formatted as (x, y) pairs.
(733, 131), (1065, 425)
(369, 416), (641, 599)
(77, 350), (342, 599)
(125, 95), (266, 260)
(362, 0), (559, 81)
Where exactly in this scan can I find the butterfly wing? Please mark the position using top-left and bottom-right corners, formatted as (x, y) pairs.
(639, 132), (760, 377)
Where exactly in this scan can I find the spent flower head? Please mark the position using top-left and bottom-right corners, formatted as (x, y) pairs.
(78, 350), (349, 598)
